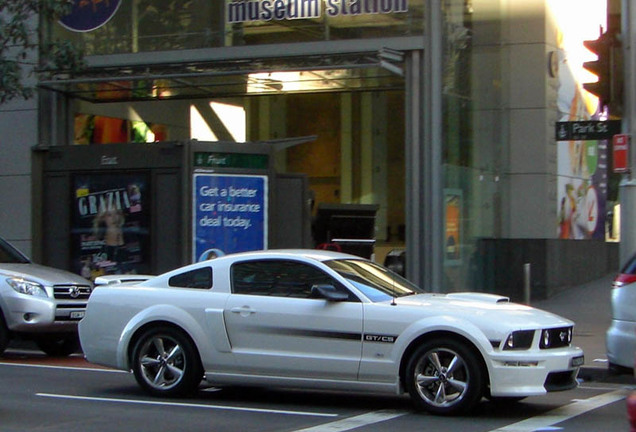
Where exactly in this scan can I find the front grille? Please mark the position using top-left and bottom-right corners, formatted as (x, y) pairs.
(53, 284), (92, 300)
(57, 303), (88, 309)
(539, 326), (572, 349)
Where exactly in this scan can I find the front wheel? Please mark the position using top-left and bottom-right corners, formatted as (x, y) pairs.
(131, 326), (202, 397)
(405, 338), (484, 415)
(0, 316), (9, 356)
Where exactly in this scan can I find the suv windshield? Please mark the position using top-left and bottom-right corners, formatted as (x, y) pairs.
(0, 238), (30, 264)
(325, 259), (425, 302)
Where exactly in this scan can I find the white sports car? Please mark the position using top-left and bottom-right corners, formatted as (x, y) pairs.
(79, 249), (584, 415)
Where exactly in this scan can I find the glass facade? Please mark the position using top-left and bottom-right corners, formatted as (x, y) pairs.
(440, 0), (502, 291)
(51, 0), (425, 55)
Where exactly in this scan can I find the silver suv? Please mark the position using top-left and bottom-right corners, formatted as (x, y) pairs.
(0, 237), (92, 356)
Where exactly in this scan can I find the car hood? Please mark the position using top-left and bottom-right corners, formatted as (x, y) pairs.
(394, 292), (574, 329)
(0, 263), (91, 286)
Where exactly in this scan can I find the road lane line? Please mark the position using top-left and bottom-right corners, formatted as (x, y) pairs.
(0, 362), (125, 373)
(36, 393), (339, 418)
(292, 410), (408, 431)
(488, 389), (628, 432)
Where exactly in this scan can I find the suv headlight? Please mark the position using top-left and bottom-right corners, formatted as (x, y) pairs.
(7, 278), (48, 298)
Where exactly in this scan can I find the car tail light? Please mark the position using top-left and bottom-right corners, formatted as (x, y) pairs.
(613, 274), (636, 288)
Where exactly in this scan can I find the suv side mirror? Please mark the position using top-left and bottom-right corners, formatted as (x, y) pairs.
(310, 284), (349, 302)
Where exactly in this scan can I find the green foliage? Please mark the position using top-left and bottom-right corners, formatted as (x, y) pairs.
(0, 0), (83, 104)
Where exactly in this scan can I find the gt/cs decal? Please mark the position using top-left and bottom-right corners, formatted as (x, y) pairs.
(364, 334), (397, 343)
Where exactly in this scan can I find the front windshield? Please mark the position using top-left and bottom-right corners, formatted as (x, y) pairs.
(0, 238), (30, 264)
(325, 259), (425, 302)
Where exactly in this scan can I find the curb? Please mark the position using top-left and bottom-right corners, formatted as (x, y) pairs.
(578, 366), (635, 385)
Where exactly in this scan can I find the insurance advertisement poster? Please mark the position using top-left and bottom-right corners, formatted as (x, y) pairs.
(193, 173), (268, 261)
(554, 0), (608, 240)
(555, 61), (607, 240)
(71, 173), (150, 279)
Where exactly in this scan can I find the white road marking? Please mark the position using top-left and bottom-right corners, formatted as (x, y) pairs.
(0, 361), (126, 373)
(488, 389), (628, 432)
(36, 393), (339, 418)
(291, 410), (408, 431)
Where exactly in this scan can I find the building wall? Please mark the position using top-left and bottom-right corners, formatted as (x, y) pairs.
(504, 0), (559, 238)
(0, 77), (38, 257)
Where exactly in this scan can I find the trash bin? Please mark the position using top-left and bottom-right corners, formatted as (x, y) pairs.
(384, 248), (406, 276)
(313, 204), (378, 259)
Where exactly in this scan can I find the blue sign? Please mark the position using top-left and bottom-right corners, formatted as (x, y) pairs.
(193, 173), (268, 261)
(59, 0), (122, 32)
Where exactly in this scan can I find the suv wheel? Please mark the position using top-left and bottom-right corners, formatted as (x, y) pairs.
(35, 334), (79, 357)
(0, 315), (9, 356)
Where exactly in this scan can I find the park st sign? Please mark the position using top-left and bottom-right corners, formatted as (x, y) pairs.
(555, 120), (621, 141)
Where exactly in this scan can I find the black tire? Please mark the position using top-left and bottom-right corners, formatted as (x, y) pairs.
(405, 338), (484, 415)
(608, 362), (633, 375)
(486, 396), (526, 404)
(35, 334), (79, 357)
(0, 315), (9, 356)
(131, 326), (203, 397)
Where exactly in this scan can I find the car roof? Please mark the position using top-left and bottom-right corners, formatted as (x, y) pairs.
(216, 249), (361, 262)
(141, 249), (366, 285)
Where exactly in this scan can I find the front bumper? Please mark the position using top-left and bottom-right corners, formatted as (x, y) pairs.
(487, 346), (584, 397)
(3, 293), (86, 333)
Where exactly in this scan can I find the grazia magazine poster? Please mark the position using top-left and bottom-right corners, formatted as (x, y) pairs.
(71, 174), (150, 280)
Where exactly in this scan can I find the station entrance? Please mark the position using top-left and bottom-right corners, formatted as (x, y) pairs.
(36, 58), (409, 277)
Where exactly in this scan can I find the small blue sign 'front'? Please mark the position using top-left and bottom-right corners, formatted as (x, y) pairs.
(193, 173), (268, 261)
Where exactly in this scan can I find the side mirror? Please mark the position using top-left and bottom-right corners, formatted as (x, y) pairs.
(310, 284), (349, 302)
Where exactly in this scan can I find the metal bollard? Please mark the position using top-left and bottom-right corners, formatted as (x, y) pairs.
(523, 263), (531, 305)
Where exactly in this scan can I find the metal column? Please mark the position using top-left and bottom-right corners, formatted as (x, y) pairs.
(405, 0), (444, 291)
(620, 0), (636, 268)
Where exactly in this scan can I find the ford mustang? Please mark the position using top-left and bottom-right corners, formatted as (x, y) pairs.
(78, 249), (583, 415)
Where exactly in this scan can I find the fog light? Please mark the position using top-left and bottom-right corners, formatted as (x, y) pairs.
(23, 313), (34, 322)
(502, 361), (539, 367)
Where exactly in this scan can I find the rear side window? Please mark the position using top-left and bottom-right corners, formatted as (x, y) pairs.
(169, 267), (213, 289)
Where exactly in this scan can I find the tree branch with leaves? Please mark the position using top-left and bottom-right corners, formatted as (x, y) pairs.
(0, 0), (83, 104)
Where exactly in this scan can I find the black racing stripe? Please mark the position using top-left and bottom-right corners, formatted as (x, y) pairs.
(249, 326), (362, 341)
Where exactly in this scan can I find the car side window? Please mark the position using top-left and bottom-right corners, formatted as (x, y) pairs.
(232, 260), (355, 300)
(168, 267), (213, 289)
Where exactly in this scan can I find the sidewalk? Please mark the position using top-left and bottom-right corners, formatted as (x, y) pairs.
(532, 272), (635, 384)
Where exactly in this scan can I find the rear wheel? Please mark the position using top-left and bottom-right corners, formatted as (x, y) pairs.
(35, 334), (79, 357)
(405, 338), (484, 415)
(131, 326), (202, 397)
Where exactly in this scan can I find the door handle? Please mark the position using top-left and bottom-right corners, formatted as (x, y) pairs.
(230, 306), (255, 316)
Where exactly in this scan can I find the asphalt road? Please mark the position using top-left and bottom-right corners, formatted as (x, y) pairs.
(0, 347), (633, 432)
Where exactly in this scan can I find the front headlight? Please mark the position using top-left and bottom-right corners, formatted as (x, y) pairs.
(503, 330), (535, 350)
(6, 278), (48, 298)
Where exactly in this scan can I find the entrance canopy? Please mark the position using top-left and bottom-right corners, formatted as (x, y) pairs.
(39, 47), (407, 103)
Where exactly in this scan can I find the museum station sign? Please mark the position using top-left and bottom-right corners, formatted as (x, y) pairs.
(227, 0), (408, 23)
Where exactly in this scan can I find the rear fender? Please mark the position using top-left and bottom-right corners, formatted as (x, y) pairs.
(116, 305), (215, 370)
